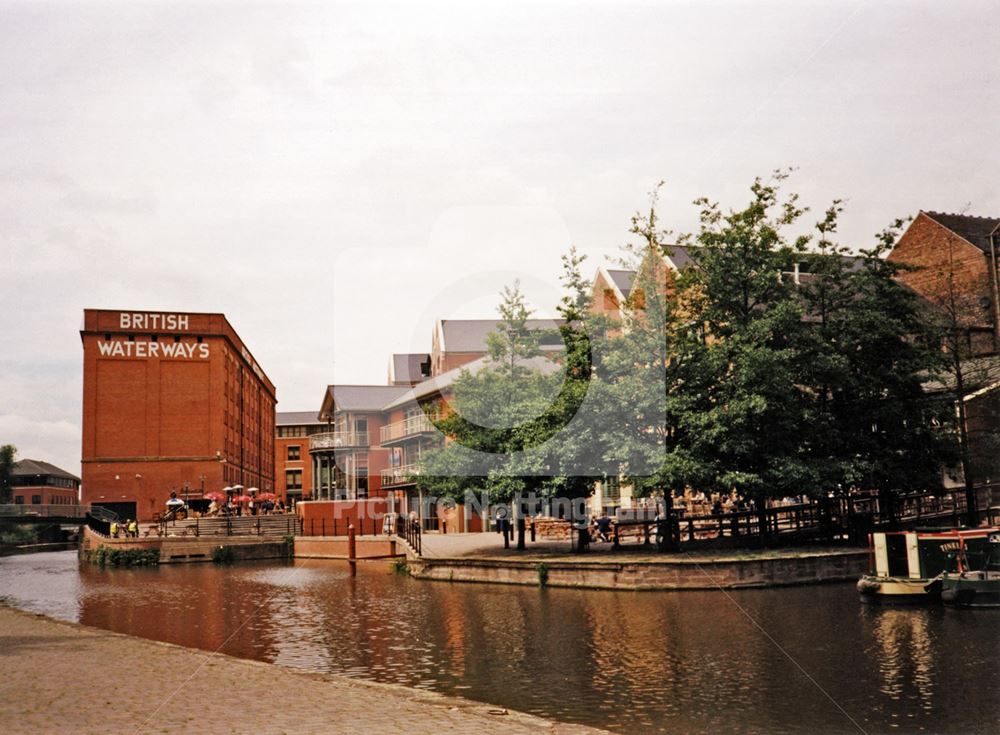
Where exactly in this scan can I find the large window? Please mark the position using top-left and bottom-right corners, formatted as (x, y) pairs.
(285, 470), (302, 490)
(287, 445), (301, 461)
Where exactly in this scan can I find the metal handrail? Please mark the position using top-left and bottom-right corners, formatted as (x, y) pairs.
(310, 431), (369, 449)
(0, 503), (88, 519)
(380, 464), (421, 486)
(379, 414), (438, 444)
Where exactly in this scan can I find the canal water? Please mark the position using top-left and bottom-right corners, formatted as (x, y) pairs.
(0, 551), (996, 734)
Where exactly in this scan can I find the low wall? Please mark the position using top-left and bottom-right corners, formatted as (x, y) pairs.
(408, 550), (869, 590)
(80, 526), (291, 564)
(294, 536), (401, 560)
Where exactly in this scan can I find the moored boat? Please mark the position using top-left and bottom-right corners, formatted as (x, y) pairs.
(857, 527), (998, 604)
(940, 530), (1000, 608)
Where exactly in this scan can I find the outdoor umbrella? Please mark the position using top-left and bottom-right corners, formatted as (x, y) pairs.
(234, 495), (252, 503)
(205, 491), (225, 502)
(247, 487), (260, 495)
(258, 492), (277, 500)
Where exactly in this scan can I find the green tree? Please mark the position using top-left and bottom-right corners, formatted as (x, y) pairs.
(0, 445), (17, 504)
(417, 282), (556, 550)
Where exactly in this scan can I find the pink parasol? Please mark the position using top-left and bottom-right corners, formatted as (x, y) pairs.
(258, 492), (277, 500)
(205, 491), (226, 502)
(234, 494), (253, 503)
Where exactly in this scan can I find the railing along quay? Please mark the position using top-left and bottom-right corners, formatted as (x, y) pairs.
(609, 485), (997, 549)
(155, 514), (302, 538)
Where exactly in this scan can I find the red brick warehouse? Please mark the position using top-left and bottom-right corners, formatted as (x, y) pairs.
(80, 309), (277, 521)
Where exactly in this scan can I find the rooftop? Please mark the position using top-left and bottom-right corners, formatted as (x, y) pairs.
(389, 353), (431, 384)
(923, 211), (1000, 254)
(276, 411), (324, 426)
(320, 384), (411, 417)
(12, 459), (80, 483)
(438, 318), (564, 353)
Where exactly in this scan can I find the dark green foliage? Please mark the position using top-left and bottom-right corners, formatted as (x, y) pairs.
(91, 545), (160, 567)
(0, 445), (16, 505)
(211, 545), (235, 564)
(536, 562), (549, 587)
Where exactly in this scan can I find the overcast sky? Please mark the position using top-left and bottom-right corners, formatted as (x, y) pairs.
(2, 0), (998, 476)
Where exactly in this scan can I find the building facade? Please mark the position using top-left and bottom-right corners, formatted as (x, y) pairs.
(275, 411), (326, 506)
(10, 459), (80, 505)
(80, 309), (276, 521)
(888, 211), (1000, 356)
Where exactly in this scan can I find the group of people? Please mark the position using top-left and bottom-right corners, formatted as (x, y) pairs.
(206, 497), (287, 517)
(109, 519), (139, 538)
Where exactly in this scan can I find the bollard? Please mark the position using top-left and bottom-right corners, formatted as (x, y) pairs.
(442, 519), (447, 535)
(348, 523), (357, 577)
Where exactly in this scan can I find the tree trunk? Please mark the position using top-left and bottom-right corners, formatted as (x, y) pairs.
(956, 391), (979, 527)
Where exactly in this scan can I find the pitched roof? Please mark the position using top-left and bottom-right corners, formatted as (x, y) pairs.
(320, 384), (411, 417)
(12, 459), (80, 483)
(383, 354), (565, 411)
(923, 211), (1000, 254)
(438, 318), (564, 353)
(389, 353), (431, 384)
(922, 355), (1000, 397)
(276, 411), (324, 426)
(664, 243), (698, 270)
(604, 269), (636, 298)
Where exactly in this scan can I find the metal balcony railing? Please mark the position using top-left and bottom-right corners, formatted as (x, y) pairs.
(380, 464), (421, 487)
(310, 431), (370, 450)
(379, 414), (438, 445)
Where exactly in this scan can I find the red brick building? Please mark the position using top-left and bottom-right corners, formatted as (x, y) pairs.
(888, 211), (1000, 355)
(11, 459), (80, 505)
(275, 411), (326, 506)
(80, 309), (276, 521)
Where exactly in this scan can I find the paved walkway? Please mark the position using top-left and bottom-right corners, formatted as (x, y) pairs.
(0, 606), (604, 735)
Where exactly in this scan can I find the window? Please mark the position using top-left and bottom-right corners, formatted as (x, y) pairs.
(287, 445), (300, 461)
(14, 496), (23, 504)
(32, 495), (42, 505)
(285, 470), (302, 490)
(603, 476), (621, 502)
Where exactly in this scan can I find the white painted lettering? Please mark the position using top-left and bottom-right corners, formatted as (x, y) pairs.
(119, 314), (131, 329)
(98, 341), (115, 356)
(198, 343), (209, 359)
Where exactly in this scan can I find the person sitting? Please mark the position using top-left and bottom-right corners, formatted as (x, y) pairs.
(595, 511), (612, 542)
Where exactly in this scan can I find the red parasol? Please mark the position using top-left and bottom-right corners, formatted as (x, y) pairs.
(258, 492), (277, 500)
(205, 491), (226, 502)
(234, 494), (253, 503)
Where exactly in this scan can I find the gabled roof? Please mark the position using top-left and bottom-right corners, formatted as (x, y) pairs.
(923, 211), (1000, 254)
(319, 384), (411, 418)
(604, 269), (636, 299)
(276, 411), (324, 426)
(383, 354), (565, 411)
(437, 318), (564, 353)
(389, 353), (430, 384)
(12, 459), (80, 483)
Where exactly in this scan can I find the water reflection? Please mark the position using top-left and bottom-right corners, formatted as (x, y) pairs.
(1, 551), (997, 734)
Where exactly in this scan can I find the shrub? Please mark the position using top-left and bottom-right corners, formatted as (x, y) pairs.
(212, 545), (235, 564)
(536, 562), (549, 587)
(91, 545), (159, 567)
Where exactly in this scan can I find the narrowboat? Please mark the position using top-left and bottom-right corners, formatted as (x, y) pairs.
(857, 527), (998, 604)
(938, 530), (1000, 608)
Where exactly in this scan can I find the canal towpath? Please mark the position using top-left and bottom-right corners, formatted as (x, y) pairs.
(0, 605), (606, 735)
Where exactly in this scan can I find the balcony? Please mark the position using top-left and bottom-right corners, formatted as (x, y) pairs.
(379, 414), (439, 446)
(380, 464), (421, 487)
(310, 431), (370, 450)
